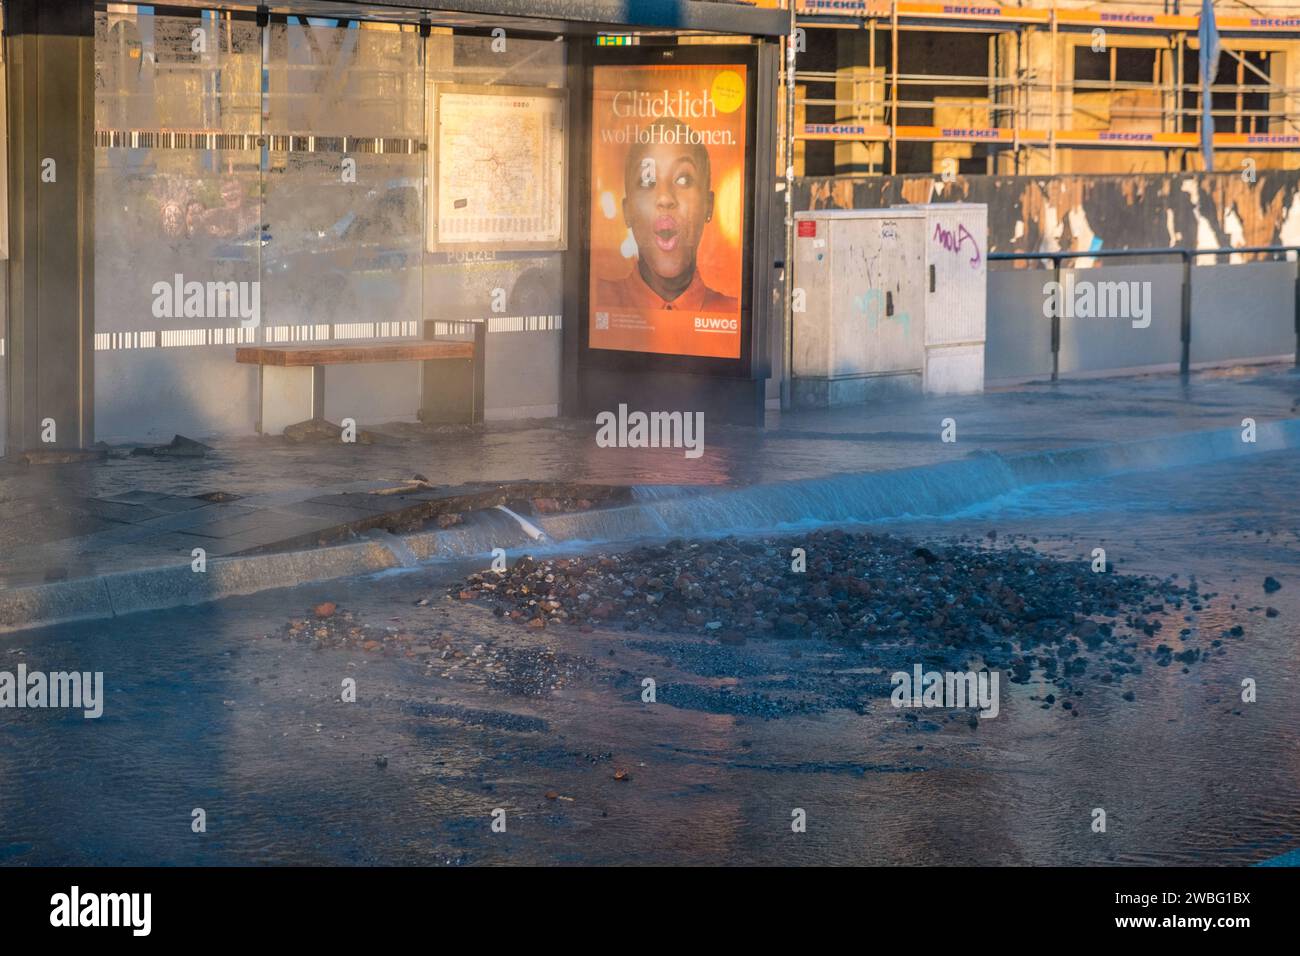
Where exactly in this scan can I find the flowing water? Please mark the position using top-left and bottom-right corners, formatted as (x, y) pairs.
(0, 433), (1297, 865)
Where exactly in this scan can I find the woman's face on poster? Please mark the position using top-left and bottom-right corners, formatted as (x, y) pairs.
(623, 142), (714, 283)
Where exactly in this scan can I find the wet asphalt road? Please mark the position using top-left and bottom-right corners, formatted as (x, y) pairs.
(1, 448), (1298, 865)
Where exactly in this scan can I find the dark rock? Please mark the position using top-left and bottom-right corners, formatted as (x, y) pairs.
(283, 418), (379, 445)
(152, 434), (212, 458)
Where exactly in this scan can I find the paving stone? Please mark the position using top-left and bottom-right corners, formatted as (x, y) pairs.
(277, 499), (394, 524)
(130, 504), (255, 533)
(180, 509), (333, 540)
(83, 498), (165, 523)
(100, 489), (175, 503)
(303, 493), (417, 514)
(138, 495), (213, 513)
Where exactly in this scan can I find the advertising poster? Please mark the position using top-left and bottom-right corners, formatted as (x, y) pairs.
(588, 62), (748, 360)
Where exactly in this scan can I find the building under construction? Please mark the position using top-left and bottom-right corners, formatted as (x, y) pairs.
(790, 0), (1300, 178)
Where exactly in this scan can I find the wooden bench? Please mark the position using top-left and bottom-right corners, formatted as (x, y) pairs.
(236, 321), (485, 434)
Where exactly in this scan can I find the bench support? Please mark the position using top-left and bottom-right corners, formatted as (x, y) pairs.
(419, 321), (486, 425)
(258, 365), (324, 435)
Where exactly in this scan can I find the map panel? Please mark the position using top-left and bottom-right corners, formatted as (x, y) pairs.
(432, 85), (567, 250)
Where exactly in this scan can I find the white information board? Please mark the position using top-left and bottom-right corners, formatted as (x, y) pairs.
(430, 84), (567, 252)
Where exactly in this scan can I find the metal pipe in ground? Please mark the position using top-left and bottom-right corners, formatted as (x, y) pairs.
(1180, 251), (1192, 379)
(1051, 261), (1061, 382)
(780, 5), (797, 411)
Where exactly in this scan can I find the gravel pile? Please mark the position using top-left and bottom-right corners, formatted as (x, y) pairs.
(454, 530), (1190, 644)
(271, 601), (591, 696)
(452, 531), (1218, 700)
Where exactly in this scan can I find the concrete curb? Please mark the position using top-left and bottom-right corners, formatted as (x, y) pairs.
(0, 539), (401, 635)
(2, 417), (1296, 636)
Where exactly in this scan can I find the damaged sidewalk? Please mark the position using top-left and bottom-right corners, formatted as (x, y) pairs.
(1, 363), (1298, 633)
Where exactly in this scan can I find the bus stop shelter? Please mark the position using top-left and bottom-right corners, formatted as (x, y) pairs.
(2, 0), (787, 456)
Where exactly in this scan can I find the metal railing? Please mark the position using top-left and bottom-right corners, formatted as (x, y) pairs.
(988, 245), (1300, 380)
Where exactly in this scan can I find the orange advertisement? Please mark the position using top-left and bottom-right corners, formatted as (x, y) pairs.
(588, 63), (748, 359)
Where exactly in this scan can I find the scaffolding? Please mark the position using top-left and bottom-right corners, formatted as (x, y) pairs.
(786, 0), (1300, 176)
